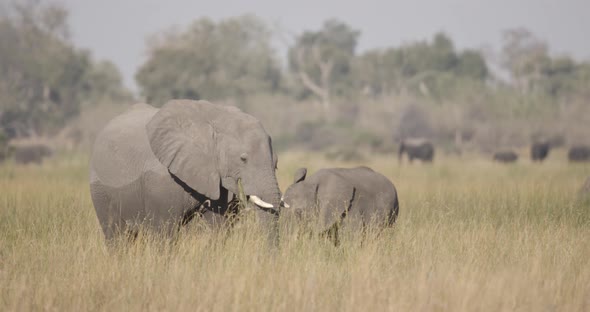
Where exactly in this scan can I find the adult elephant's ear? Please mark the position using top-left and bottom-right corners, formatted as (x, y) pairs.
(293, 168), (307, 183)
(146, 100), (220, 200)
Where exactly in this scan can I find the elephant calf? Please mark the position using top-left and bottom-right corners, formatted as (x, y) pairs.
(282, 167), (399, 243)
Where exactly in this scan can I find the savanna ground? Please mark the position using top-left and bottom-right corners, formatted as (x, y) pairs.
(1, 150), (589, 311)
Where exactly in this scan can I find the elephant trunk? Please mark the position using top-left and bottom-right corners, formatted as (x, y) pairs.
(242, 169), (282, 214)
(256, 182), (282, 214)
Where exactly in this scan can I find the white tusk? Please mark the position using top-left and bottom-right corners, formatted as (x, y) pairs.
(249, 195), (274, 208)
(280, 197), (290, 208)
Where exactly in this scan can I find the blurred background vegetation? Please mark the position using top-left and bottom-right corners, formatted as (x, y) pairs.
(0, 1), (588, 161)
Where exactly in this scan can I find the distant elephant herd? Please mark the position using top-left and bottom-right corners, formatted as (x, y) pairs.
(491, 142), (590, 164)
(396, 137), (590, 164)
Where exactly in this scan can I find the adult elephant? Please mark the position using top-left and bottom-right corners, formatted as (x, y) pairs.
(90, 100), (282, 241)
(398, 138), (434, 163)
(493, 150), (518, 163)
(531, 141), (550, 162)
(568, 145), (590, 162)
(282, 167), (399, 243)
(12, 143), (53, 164)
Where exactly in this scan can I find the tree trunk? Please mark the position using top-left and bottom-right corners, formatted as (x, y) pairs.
(296, 46), (333, 120)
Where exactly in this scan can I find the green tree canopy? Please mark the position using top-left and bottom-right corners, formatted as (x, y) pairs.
(0, 1), (130, 138)
(136, 15), (282, 105)
(500, 28), (590, 98)
(354, 32), (488, 99)
(287, 19), (360, 114)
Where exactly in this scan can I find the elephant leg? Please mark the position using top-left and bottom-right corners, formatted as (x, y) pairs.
(90, 182), (131, 244)
(201, 209), (229, 229)
(180, 204), (202, 227)
(324, 222), (340, 246)
(141, 170), (200, 235)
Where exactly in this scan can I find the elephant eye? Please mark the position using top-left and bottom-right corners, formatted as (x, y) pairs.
(240, 153), (248, 162)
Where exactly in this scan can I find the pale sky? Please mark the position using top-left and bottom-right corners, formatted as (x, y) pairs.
(61, 0), (590, 92)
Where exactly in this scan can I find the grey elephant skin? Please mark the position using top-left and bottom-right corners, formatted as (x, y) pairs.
(12, 143), (53, 164)
(89, 100), (281, 240)
(282, 167), (399, 237)
(531, 141), (550, 162)
(398, 138), (434, 163)
(493, 150), (518, 163)
(568, 145), (590, 162)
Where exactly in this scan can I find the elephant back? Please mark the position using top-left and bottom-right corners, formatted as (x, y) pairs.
(315, 167), (397, 221)
(337, 167), (395, 196)
(91, 104), (164, 187)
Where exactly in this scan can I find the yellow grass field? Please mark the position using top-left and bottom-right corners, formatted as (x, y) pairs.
(1, 151), (589, 311)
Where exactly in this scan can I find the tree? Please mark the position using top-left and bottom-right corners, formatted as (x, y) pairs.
(501, 28), (548, 94)
(288, 19), (360, 117)
(354, 50), (387, 97)
(0, 1), (85, 137)
(83, 60), (132, 104)
(136, 15), (281, 105)
(456, 50), (488, 80)
(0, 1), (130, 139)
(501, 28), (590, 98)
(354, 32), (488, 99)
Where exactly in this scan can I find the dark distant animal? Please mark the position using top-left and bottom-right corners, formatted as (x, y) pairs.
(568, 145), (590, 162)
(493, 151), (518, 163)
(398, 138), (434, 163)
(90, 100), (283, 242)
(282, 167), (399, 244)
(531, 141), (550, 162)
(13, 144), (53, 164)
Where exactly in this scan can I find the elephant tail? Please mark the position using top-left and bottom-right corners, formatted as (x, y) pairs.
(388, 196), (399, 226)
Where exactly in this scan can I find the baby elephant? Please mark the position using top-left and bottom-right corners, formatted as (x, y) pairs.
(282, 166), (399, 241)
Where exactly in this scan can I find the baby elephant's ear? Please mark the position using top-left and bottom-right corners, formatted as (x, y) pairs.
(316, 178), (355, 230)
(293, 168), (307, 183)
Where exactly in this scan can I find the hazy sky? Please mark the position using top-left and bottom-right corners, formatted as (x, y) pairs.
(61, 0), (590, 92)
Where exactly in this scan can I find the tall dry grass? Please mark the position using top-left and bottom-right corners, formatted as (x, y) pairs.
(1, 151), (589, 311)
